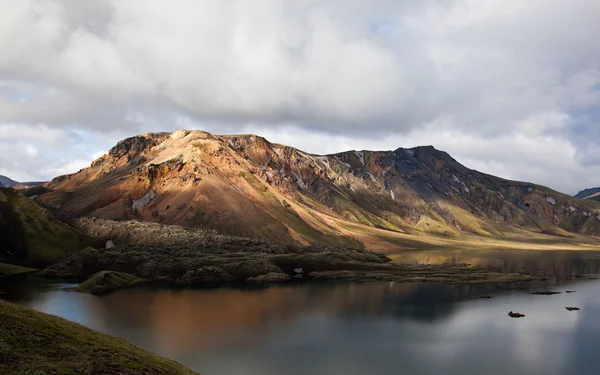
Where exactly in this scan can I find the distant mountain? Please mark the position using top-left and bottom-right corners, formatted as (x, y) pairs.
(0, 175), (18, 188)
(575, 187), (600, 201)
(33, 130), (600, 250)
(0, 175), (47, 189)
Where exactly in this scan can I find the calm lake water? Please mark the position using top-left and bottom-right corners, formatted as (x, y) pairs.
(3, 249), (600, 375)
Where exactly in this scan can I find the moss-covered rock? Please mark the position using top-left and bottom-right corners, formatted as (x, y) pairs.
(0, 299), (198, 374)
(77, 271), (145, 294)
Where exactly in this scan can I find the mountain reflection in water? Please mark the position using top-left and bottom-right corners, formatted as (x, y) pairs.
(2, 249), (600, 375)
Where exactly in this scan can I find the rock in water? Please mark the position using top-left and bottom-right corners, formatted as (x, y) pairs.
(565, 307), (580, 311)
(508, 311), (525, 318)
(77, 271), (144, 294)
(246, 272), (291, 284)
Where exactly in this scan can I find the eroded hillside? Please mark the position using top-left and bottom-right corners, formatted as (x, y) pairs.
(35, 130), (600, 250)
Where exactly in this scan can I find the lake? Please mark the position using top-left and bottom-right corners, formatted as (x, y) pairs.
(2, 249), (600, 375)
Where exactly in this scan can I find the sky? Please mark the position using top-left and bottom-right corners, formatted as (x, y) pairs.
(0, 0), (599, 194)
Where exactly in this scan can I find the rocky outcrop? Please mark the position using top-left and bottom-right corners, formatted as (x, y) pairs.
(77, 271), (144, 294)
(39, 241), (535, 285)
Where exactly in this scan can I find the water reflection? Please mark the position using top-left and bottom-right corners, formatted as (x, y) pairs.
(392, 249), (600, 283)
(2, 250), (600, 375)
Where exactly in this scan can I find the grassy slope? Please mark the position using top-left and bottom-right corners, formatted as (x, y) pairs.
(0, 300), (198, 375)
(0, 188), (91, 267)
(0, 262), (37, 277)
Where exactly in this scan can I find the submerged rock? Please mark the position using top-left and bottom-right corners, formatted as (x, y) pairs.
(530, 291), (561, 295)
(246, 272), (291, 284)
(566, 291), (576, 293)
(176, 266), (234, 284)
(508, 311), (525, 318)
(565, 307), (580, 311)
(77, 271), (144, 294)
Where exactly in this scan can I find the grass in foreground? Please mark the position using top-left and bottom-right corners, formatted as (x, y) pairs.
(0, 262), (37, 277)
(0, 299), (198, 375)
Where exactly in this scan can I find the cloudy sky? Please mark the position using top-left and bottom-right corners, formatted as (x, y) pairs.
(0, 0), (599, 194)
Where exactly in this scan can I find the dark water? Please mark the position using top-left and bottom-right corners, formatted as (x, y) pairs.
(3, 250), (600, 375)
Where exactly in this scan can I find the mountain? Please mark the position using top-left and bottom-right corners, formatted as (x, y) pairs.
(0, 175), (18, 188)
(0, 175), (47, 189)
(0, 188), (91, 267)
(33, 130), (600, 250)
(575, 187), (600, 202)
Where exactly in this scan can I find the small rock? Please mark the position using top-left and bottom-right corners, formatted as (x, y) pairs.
(479, 296), (494, 299)
(508, 311), (525, 318)
(531, 291), (561, 295)
(566, 291), (576, 293)
(293, 267), (304, 274)
(565, 307), (580, 311)
(105, 240), (115, 249)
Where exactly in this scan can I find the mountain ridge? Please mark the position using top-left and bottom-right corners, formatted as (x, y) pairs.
(574, 187), (600, 201)
(34, 130), (600, 250)
(0, 175), (47, 189)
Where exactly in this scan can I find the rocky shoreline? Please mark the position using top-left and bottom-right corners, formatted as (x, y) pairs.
(40, 243), (536, 290)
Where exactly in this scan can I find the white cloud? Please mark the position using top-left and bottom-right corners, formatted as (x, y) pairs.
(0, 0), (598, 193)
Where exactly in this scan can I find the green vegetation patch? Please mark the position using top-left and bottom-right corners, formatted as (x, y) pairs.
(0, 262), (37, 278)
(77, 271), (146, 294)
(0, 299), (198, 375)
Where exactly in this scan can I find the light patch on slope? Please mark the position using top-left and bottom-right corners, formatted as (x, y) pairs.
(298, 151), (317, 164)
(404, 149), (414, 156)
(421, 162), (433, 173)
(546, 197), (557, 205)
(266, 171), (273, 178)
(291, 169), (306, 189)
(354, 151), (365, 165)
(452, 174), (461, 183)
(317, 156), (333, 172)
(596, 214), (600, 221)
(230, 182), (244, 194)
(569, 206), (576, 212)
(334, 156), (351, 169)
(132, 190), (156, 210)
(273, 147), (282, 157)
(461, 182), (470, 193)
(390, 190), (395, 200)
(367, 172), (377, 183)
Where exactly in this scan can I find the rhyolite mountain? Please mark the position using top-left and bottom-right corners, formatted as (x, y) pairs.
(575, 187), (600, 202)
(34, 130), (600, 250)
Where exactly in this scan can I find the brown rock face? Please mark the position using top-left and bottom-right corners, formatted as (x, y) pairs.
(36, 130), (600, 249)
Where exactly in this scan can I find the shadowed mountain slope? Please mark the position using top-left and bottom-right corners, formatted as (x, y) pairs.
(0, 188), (91, 267)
